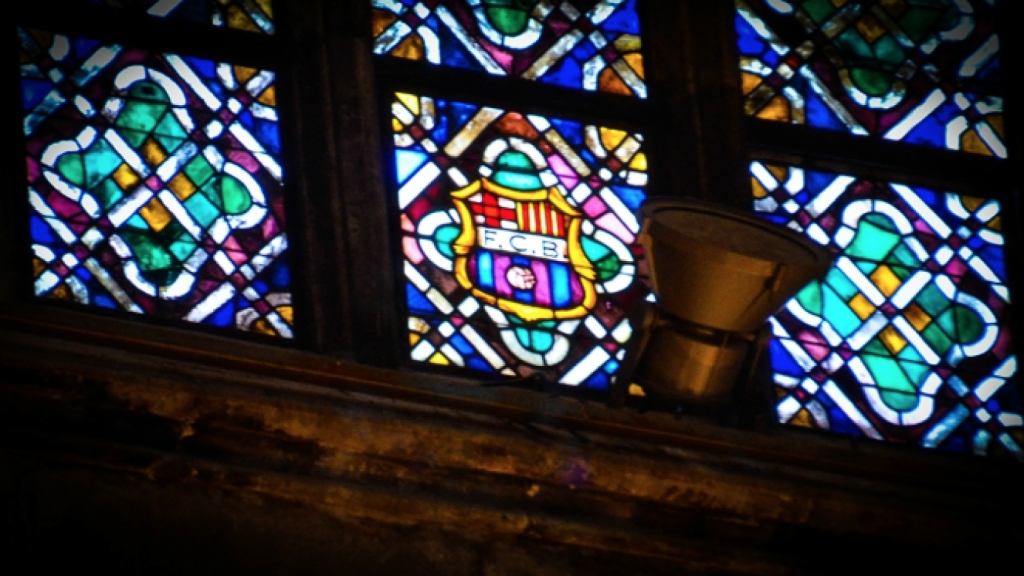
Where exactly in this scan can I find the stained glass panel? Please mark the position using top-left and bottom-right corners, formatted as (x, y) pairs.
(752, 161), (1020, 459)
(372, 1), (646, 98)
(21, 28), (292, 338)
(393, 92), (650, 386)
(736, 0), (1005, 157)
(78, 0), (274, 34)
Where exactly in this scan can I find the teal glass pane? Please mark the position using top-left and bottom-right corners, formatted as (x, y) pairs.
(372, 1), (646, 98)
(736, 0), (1005, 157)
(22, 28), (293, 337)
(752, 161), (1021, 460)
(79, 0), (274, 34)
(393, 92), (651, 388)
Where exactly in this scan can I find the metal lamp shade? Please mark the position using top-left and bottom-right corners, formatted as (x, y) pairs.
(627, 199), (833, 404)
(640, 200), (833, 333)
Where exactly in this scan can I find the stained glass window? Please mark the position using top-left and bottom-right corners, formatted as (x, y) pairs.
(752, 161), (1021, 458)
(394, 92), (650, 385)
(21, 28), (293, 338)
(78, 0), (275, 33)
(735, 0), (1005, 157)
(372, 0), (646, 98)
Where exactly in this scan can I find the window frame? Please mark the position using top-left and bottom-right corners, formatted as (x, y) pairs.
(1, 0), (1021, 472)
(736, 0), (1024, 453)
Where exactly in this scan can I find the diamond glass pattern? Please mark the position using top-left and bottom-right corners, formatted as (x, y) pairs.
(22, 29), (292, 337)
(752, 161), (1020, 459)
(78, 0), (274, 34)
(736, 0), (1005, 157)
(394, 92), (650, 387)
(372, 1), (646, 98)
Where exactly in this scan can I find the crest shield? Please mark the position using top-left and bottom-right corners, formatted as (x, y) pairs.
(451, 178), (597, 323)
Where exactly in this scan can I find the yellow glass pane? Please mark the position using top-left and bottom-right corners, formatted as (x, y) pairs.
(904, 303), (931, 332)
(741, 72), (763, 96)
(397, 92), (421, 116)
(257, 85), (277, 107)
(855, 14), (886, 44)
(624, 52), (644, 80)
(140, 138), (168, 168)
(598, 67), (631, 96)
(278, 306), (294, 325)
(138, 198), (174, 233)
(987, 115), (1004, 138)
(393, 34), (425, 61)
(233, 65), (257, 85)
(251, 318), (277, 336)
(767, 164), (788, 183)
(869, 265), (902, 297)
(849, 293), (876, 320)
(372, 10), (398, 37)
(962, 128), (993, 156)
(600, 128), (628, 152)
(751, 176), (770, 199)
(756, 95), (791, 123)
(790, 408), (814, 428)
(254, 0), (273, 18)
(629, 152), (648, 171)
(878, 325), (908, 355)
(428, 351), (450, 366)
(112, 163), (142, 191)
(168, 173), (197, 201)
(881, 0), (908, 18)
(227, 6), (260, 33)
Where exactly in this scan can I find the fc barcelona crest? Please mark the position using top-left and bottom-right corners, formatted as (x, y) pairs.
(399, 96), (650, 381)
(451, 176), (597, 323)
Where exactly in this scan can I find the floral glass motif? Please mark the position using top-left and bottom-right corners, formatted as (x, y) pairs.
(79, 0), (274, 34)
(752, 162), (1020, 459)
(394, 92), (650, 386)
(372, 1), (646, 98)
(736, 0), (1005, 157)
(21, 29), (293, 338)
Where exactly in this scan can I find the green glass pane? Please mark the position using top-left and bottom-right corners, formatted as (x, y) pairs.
(896, 345), (925, 365)
(83, 141), (123, 189)
(183, 193), (220, 228)
(900, 2), (954, 42)
(847, 215), (901, 261)
(888, 243), (922, 268)
(494, 151), (542, 190)
(56, 154), (85, 187)
(954, 306), (983, 342)
(219, 174), (253, 214)
(796, 282), (823, 315)
(121, 229), (176, 281)
(168, 235), (198, 261)
(155, 135), (187, 157)
(899, 358), (931, 387)
(921, 323), (953, 355)
(915, 283), (949, 316)
(801, 0), (836, 24)
(862, 354), (918, 410)
(824, 269), (859, 300)
(154, 112), (188, 140)
(115, 100), (167, 136)
(863, 339), (890, 356)
(935, 307), (959, 338)
(93, 178), (125, 209)
(435, 225), (460, 259)
(531, 329), (554, 352)
(184, 155), (216, 188)
(482, 0), (540, 36)
(822, 285), (862, 337)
